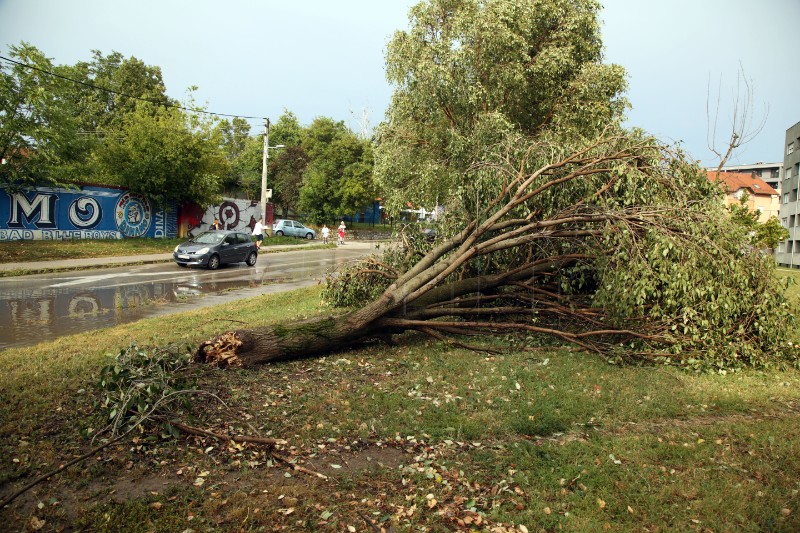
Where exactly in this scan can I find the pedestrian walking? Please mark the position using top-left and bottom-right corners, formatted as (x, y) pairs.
(252, 219), (264, 249)
(337, 221), (346, 245)
(321, 224), (330, 244)
(210, 219), (222, 231)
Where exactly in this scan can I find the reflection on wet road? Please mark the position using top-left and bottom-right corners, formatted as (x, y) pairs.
(0, 245), (374, 350)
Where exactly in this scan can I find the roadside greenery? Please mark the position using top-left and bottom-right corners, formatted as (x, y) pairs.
(728, 193), (790, 250)
(1, 45), (377, 216)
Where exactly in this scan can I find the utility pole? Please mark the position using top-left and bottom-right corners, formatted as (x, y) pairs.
(260, 118), (271, 229)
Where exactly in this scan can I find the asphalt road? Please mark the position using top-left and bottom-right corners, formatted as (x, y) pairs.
(0, 243), (377, 351)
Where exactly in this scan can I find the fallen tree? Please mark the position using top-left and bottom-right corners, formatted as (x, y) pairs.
(196, 131), (797, 370)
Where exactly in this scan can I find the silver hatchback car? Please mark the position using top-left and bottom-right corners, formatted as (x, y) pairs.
(272, 219), (316, 239)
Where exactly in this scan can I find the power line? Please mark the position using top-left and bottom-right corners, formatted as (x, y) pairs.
(0, 54), (266, 121)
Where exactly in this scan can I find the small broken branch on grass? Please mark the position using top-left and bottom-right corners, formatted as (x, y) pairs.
(166, 419), (282, 447)
(0, 433), (127, 509)
(271, 452), (329, 480)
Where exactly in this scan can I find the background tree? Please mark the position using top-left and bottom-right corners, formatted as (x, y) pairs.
(298, 117), (375, 224)
(374, 0), (628, 214)
(97, 102), (226, 207)
(0, 43), (83, 188)
(707, 65), (768, 174)
(269, 110), (303, 147)
(270, 146), (308, 218)
(218, 117), (260, 194)
(59, 50), (174, 183)
(728, 194), (789, 250)
(72, 50), (171, 131)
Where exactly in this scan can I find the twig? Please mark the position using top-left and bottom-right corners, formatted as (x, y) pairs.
(358, 510), (383, 532)
(418, 326), (506, 354)
(167, 419), (280, 446)
(271, 452), (328, 480)
(0, 433), (127, 508)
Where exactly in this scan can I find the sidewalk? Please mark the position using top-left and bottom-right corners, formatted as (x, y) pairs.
(0, 240), (359, 276)
(0, 252), (174, 275)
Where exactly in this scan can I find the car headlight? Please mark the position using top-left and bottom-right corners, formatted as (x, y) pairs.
(174, 244), (182, 252)
(196, 247), (210, 255)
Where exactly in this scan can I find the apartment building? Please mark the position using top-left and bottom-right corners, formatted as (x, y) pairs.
(775, 121), (800, 267)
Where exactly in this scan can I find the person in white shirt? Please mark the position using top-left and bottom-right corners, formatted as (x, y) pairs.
(252, 219), (264, 249)
(321, 224), (330, 244)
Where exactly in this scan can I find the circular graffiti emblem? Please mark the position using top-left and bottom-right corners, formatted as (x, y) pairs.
(218, 201), (241, 229)
(115, 192), (152, 237)
(68, 196), (102, 229)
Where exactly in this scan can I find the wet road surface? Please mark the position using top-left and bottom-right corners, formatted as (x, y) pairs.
(0, 244), (376, 351)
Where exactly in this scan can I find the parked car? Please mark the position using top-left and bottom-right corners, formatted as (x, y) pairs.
(173, 230), (258, 269)
(422, 227), (437, 242)
(272, 219), (316, 239)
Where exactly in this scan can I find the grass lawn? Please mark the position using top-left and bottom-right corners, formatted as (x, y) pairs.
(1, 282), (799, 530)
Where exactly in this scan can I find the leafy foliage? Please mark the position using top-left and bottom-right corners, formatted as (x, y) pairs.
(322, 224), (433, 306)
(97, 102), (227, 207)
(298, 117), (376, 223)
(98, 343), (196, 436)
(375, 0), (628, 213)
(0, 43), (84, 188)
(325, 129), (800, 371)
(728, 194), (789, 250)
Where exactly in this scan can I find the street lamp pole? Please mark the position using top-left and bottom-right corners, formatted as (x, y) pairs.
(260, 118), (271, 224)
(260, 118), (285, 236)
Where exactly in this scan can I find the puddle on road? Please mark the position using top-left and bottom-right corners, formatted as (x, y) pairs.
(0, 274), (307, 351)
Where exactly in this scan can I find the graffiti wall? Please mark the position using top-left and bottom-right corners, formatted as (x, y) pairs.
(0, 184), (177, 240)
(179, 198), (272, 238)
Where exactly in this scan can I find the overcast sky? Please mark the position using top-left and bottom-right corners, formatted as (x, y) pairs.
(1, 0), (797, 166)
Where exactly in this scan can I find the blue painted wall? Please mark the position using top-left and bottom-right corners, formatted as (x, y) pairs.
(0, 184), (177, 240)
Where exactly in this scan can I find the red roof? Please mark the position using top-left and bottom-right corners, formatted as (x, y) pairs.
(707, 171), (778, 196)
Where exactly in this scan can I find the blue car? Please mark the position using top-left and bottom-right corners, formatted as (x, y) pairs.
(173, 230), (258, 269)
(272, 219), (316, 239)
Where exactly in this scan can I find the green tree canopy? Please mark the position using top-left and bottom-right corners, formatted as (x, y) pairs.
(375, 0), (627, 213)
(97, 102), (227, 207)
(298, 117), (375, 224)
(270, 145), (308, 218)
(269, 110), (303, 147)
(0, 43), (84, 188)
(217, 117), (259, 192)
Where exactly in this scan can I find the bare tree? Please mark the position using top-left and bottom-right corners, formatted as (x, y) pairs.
(707, 64), (769, 176)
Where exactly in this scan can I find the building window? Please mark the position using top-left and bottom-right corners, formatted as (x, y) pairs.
(783, 192), (790, 204)
(789, 241), (795, 253)
(790, 142), (796, 155)
(783, 217), (789, 228)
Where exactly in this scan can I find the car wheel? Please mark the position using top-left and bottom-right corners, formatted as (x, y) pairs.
(207, 254), (220, 270)
(305, 233), (314, 240)
(275, 230), (284, 236)
(246, 251), (257, 266)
